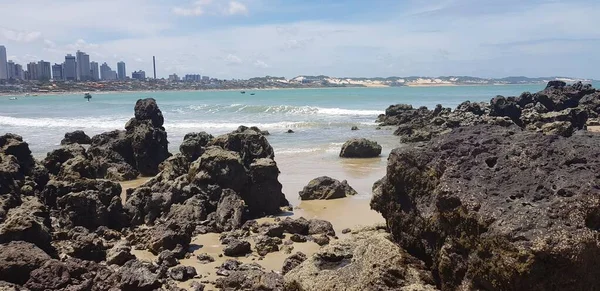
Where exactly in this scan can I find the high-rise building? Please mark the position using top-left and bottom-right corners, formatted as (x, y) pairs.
(76, 50), (90, 81)
(90, 61), (99, 81)
(132, 70), (146, 80)
(168, 74), (179, 81)
(100, 62), (117, 80)
(184, 74), (201, 82)
(7, 61), (15, 79)
(117, 61), (126, 80)
(64, 54), (77, 81)
(27, 62), (38, 80)
(38, 60), (51, 80)
(14, 64), (23, 80)
(52, 63), (64, 80)
(0, 45), (7, 80)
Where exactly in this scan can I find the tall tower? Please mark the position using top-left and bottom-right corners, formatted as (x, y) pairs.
(117, 61), (126, 80)
(0, 45), (8, 80)
(64, 54), (77, 81)
(76, 50), (90, 81)
(153, 56), (156, 79)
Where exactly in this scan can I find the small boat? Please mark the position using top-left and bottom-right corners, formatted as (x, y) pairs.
(84, 93), (92, 102)
(9, 97), (17, 100)
(250, 93), (255, 96)
(240, 91), (246, 94)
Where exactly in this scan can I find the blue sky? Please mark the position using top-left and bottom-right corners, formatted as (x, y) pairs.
(0, 0), (599, 79)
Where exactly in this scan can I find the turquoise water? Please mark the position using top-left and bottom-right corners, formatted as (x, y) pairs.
(0, 84), (588, 157)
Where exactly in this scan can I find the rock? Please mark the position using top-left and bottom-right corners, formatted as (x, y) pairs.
(299, 176), (358, 200)
(215, 189), (245, 232)
(88, 129), (139, 180)
(245, 158), (288, 216)
(0, 197), (53, 253)
(106, 241), (136, 266)
(190, 282), (206, 291)
(125, 118), (170, 177)
(0, 241), (51, 285)
(546, 80), (567, 89)
(281, 252), (307, 275)
(210, 126), (275, 168)
(279, 217), (310, 235)
(56, 189), (127, 230)
(189, 147), (247, 192)
(290, 234), (307, 243)
(134, 98), (165, 127)
(255, 235), (281, 256)
(541, 121), (574, 137)
(179, 132), (213, 161)
(118, 259), (163, 290)
(63, 227), (106, 262)
(287, 129), (294, 133)
(146, 223), (193, 255)
(196, 253), (215, 264)
(341, 228), (351, 234)
(311, 234), (330, 246)
(157, 250), (179, 267)
(42, 143), (87, 175)
(308, 219), (335, 236)
(351, 126), (359, 130)
(168, 265), (197, 281)
(262, 223), (284, 238)
(61, 130), (92, 145)
(0, 134), (35, 174)
(216, 259), (242, 276)
(24, 259), (106, 290)
(284, 229), (437, 291)
(223, 239), (251, 257)
(489, 95), (522, 124)
(371, 124), (600, 290)
(215, 264), (284, 291)
(339, 138), (382, 158)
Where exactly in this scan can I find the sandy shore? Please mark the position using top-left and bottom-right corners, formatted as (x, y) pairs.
(121, 148), (388, 290)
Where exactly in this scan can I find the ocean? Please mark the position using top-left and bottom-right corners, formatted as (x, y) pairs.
(1, 84), (564, 159)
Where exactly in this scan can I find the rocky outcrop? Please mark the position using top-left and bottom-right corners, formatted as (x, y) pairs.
(60, 130), (92, 145)
(282, 252), (307, 275)
(0, 241), (51, 285)
(371, 124), (600, 290)
(0, 197), (52, 253)
(215, 262), (284, 291)
(378, 81), (600, 141)
(339, 138), (382, 158)
(285, 226), (437, 291)
(179, 132), (213, 161)
(299, 176), (358, 200)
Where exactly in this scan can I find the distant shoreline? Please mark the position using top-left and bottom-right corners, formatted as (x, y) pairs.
(0, 83), (555, 97)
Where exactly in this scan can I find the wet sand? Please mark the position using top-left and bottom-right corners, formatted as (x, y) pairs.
(124, 144), (394, 290)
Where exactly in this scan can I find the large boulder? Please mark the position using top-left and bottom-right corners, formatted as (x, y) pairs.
(299, 176), (358, 200)
(339, 138), (382, 158)
(56, 189), (128, 230)
(134, 98), (164, 128)
(125, 118), (170, 177)
(0, 197), (53, 253)
(371, 125), (600, 290)
(244, 158), (288, 216)
(88, 130), (139, 181)
(284, 227), (437, 291)
(215, 189), (245, 231)
(60, 130), (92, 145)
(42, 144), (87, 175)
(210, 125), (274, 167)
(179, 132), (213, 161)
(189, 147), (247, 192)
(0, 134), (35, 174)
(0, 241), (51, 285)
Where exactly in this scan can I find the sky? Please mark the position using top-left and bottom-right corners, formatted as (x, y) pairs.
(0, 0), (599, 79)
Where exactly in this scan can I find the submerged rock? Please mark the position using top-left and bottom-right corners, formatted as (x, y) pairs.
(371, 125), (600, 290)
(299, 176), (358, 200)
(339, 138), (382, 158)
(285, 227), (437, 291)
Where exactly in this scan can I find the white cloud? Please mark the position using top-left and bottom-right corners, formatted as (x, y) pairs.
(253, 60), (269, 68)
(224, 54), (243, 65)
(173, 6), (204, 16)
(0, 27), (42, 42)
(227, 1), (248, 15)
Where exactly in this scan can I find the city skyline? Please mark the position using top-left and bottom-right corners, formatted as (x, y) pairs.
(0, 0), (599, 80)
(0, 44), (145, 81)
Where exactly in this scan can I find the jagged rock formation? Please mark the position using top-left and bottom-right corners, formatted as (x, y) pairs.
(371, 124), (600, 290)
(378, 81), (599, 141)
(60, 130), (92, 145)
(285, 226), (437, 291)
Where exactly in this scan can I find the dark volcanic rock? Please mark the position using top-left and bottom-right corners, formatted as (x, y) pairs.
(42, 144), (87, 175)
(0, 241), (51, 285)
(125, 118), (170, 177)
(134, 97), (165, 128)
(188, 147), (247, 192)
(56, 188), (127, 230)
(179, 132), (213, 161)
(210, 126), (274, 168)
(245, 158), (288, 216)
(0, 197), (53, 253)
(61, 130), (92, 145)
(223, 239), (251, 257)
(146, 222), (193, 255)
(88, 130), (139, 181)
(255, 235), (281, 256)
(215, 263), (284, 291)
(168, 265), (197, 281)
(215, 189), (245, 232)
(339, 138), (382, 158)
(279, 217), (310, 235)
(299, 176), (358, 200)
(106, 241), (135, 266)
(371, 125), (600, 290)
(284, 228), (436, 291)
(308, 219), (335, 236)
(281, 252), (307, 275)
